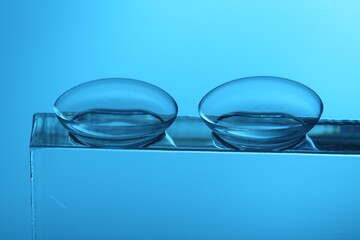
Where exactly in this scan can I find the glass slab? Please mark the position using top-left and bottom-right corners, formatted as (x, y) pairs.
(30, 113), (360, 240)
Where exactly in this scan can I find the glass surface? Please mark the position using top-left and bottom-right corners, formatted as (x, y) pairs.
(199, 76), (323, 151)
(54, 78), (178, 148)
(31, 113), (360, 154)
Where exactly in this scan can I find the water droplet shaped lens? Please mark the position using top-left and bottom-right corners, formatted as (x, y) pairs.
(54, 78), (178, 147)
(198, 76), (323, 151)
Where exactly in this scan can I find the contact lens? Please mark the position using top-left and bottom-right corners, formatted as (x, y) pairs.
(198, 76), (323, 151)
(54, 78), (178, 147)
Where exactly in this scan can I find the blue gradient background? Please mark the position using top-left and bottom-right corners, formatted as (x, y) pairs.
(1, 1), (360, 239)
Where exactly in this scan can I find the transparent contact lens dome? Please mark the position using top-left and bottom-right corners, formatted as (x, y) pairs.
(198, 76), (323, 151)
(54, 78), (178, 147)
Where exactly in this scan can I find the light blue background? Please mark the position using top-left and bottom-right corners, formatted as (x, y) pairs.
(1, 1), (360, 239)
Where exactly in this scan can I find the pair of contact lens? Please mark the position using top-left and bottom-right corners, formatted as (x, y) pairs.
(54, 77), (323, 150)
